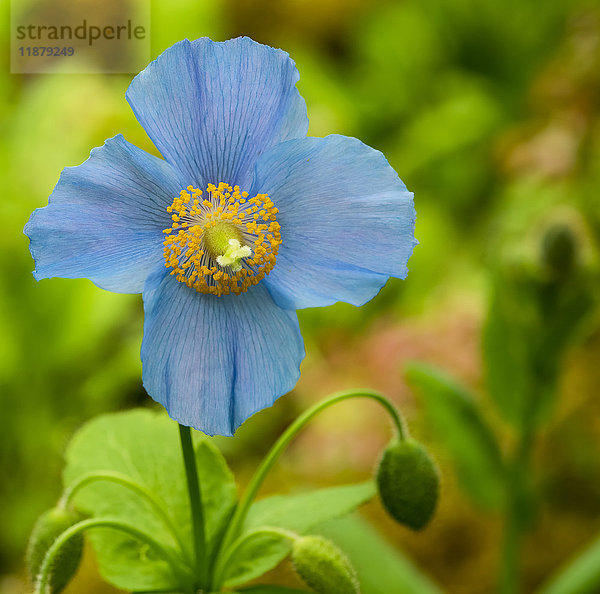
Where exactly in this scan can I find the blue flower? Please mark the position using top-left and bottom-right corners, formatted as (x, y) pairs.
(24, 37), (416, 436)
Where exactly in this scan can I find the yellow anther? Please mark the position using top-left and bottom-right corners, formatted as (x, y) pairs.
(162, 182), (281, 296)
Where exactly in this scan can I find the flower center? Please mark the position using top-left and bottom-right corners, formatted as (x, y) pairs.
(162, 182), (281, 296)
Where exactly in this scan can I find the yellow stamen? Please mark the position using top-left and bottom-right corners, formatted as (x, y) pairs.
(162, 183), (281, 296)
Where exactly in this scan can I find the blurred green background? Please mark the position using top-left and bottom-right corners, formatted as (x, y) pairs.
(2, 0), (600, 592)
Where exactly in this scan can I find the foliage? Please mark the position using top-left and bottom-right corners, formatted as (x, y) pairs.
(31, 401), (437, 593)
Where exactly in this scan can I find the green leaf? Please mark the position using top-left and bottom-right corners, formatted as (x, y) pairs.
(63, 409), (237, 592)
(537, 533), (600, 594)
(223, 482), (375, 587)
(246, 482), (376, 533)
(193, 437), (238, 548)
(406, 362), (506, 510)
(316, 515), (443, 594)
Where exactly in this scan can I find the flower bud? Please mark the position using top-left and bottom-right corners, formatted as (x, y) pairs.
(26, 507), (83, 593)
(542, 223), (576, 279)
(292, 535), (360, 594)
(376, 439), (439, 530)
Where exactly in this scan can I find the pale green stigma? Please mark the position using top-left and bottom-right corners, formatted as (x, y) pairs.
(216, 238), (252, 272)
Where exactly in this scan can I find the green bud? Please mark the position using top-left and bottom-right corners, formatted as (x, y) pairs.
(376, 439), (439, 530)
(542, 223), (576, 279)
(292, 535), (360, 594)
(26, 507), (83, 593)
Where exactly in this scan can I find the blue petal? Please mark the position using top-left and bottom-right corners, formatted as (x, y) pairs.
(24, 135), (182, 293)
(140, 269), (305, 436)
(252, 135), (417, 309)
(126, 37), (308, 190)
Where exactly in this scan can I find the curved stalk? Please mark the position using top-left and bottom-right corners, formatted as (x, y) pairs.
(210, 389), (404, 590)
(60, 470), (190, 563)
(36, 518), (191, 594)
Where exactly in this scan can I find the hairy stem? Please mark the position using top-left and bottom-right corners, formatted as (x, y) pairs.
(60, 470), (190, 563)
(36, 518), (191, 594)
(210, 390), (404, 590)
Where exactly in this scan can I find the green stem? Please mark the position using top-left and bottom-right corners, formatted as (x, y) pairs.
(210, 390), (404, 590)
(36, 518), (191, 594)
(499, 428), (534, 594)
(60, 470), (190, 563)
(212, 526), (298, 587)
(500, 490), (520, 594)
(178, 424), (207, 590)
